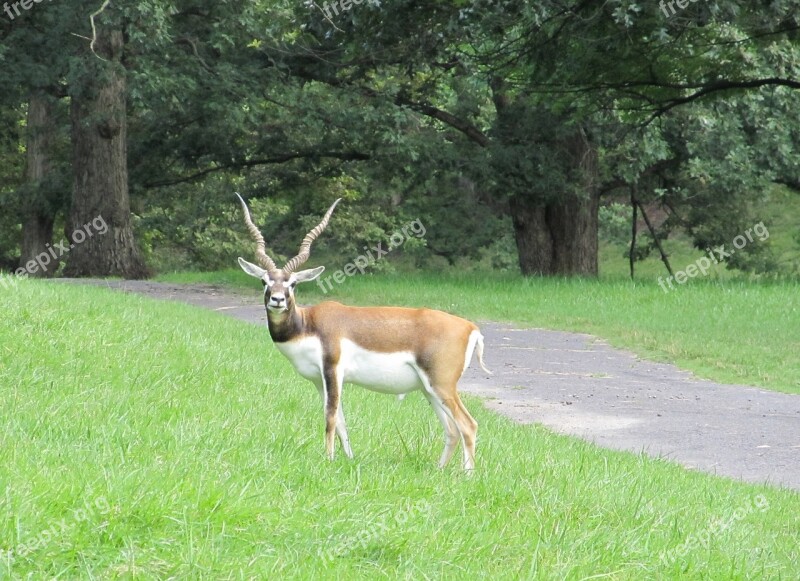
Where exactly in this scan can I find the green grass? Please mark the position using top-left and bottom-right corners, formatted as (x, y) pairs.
(760, 186), (800, 274)
(1, 280), (799, 578)
(598, 233), (724, 281)
(156, 268), (257, 289)
(599, 185), (800, 280)
(158, 269), (800, 394)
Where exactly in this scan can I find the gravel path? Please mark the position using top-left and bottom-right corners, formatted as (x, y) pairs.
(70, 279), (800, 490)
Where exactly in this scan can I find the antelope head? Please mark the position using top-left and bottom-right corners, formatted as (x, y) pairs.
(236, 194), (340, 314)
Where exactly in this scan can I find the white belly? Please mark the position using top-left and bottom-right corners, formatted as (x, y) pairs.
(274, 336), (323, 380)
(339, 339), (423, 394)
(274, 336), (423, 394)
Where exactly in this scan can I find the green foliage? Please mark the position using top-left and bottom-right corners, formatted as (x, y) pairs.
(490, 104), (588, 203)
(0, 105), (25, 268)
(469, 226), (519, 272)
(135, 185), (285, 272)
(3, 0), (800, 278)
(599, 202), (631, 247)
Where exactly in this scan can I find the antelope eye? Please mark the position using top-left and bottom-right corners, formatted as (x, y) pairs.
(261, 279), (267, 287)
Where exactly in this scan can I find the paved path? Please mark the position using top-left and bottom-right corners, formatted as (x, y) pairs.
(72, 280), (800, 491)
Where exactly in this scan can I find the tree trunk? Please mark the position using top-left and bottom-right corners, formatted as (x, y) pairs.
(489, 79), (601, 277)
(510, 191), (599, 276)
(64, 26), (148, 278)
(509, 130), (600, 277)
(19, 95), (57, 276)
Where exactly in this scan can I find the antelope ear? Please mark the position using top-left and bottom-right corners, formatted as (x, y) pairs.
(293, 266), (325, 283)
(238, 257), (268, 279)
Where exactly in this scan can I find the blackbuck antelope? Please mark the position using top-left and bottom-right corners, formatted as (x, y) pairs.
(236, 195), (491, 470)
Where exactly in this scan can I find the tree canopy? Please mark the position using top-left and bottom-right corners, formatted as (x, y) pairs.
(1, 0), (798, 277)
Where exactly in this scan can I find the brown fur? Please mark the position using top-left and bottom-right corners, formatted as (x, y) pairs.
(268, 300), (481, 469)
(237, 204), (485, 468)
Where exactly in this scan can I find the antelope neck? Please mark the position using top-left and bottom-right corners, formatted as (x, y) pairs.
(267, 305), (306, 343)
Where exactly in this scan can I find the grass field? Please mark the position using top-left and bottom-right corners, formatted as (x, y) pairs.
(1, 280), (799, 578)
(158, 269), (800, 395)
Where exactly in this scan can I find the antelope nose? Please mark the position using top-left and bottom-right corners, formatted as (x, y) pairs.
(270, 294), (285, 305)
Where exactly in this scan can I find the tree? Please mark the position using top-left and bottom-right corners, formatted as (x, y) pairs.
(1, 0), (151, 277)
(2, 0), (798, 278)
(64, 7), (147, 278)
(19, 94), (60, 276)
(284, 0), (800, 275)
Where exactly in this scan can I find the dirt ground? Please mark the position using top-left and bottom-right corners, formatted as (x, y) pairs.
(69, 279), (800, 491)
